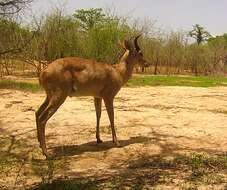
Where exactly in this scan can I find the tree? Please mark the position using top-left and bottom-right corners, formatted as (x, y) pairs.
(207, 34), (227, 75)
(208, 33), (227, 48)
(0, 0), (34, 57)
(0, 0), (33, 16)
(26, 10), (82, 63)
(73, 8), (105, 31)
(188, 24), (211, 75)
(0, 17), (35, 56)
(189, 24), (211, 45)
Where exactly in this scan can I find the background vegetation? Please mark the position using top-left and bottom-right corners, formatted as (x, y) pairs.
(0, 1), (227, 77)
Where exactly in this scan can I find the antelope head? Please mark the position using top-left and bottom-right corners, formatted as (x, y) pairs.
(122, 35), (149, 68)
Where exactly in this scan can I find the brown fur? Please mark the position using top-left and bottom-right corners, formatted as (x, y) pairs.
(35, 36), (147, 157)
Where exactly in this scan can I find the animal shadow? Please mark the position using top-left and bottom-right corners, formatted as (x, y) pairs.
(51, 136), (151, 158)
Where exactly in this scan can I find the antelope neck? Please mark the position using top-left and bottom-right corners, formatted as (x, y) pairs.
(116, 51), (135, 84)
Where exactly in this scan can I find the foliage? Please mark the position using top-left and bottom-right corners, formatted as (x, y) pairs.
(0, 18), (31, 56)
(27, 11), (82, 62)
(83, 17), (132, 63)
(1, 7), (227, 76)
(73, 8), (105, 31)
(26, 9), (134, 64)
(0, 0), (33, 16)
(0, 0), (34, 58)
(189, 24), (212, 45)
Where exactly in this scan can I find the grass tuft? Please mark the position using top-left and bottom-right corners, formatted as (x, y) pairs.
(0, 75), (227, 93)
(30, 179), (98, 190)
(127, 75), (227, 87)
(0, 80), (41, 92)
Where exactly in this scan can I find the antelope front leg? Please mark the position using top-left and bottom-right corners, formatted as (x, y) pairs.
(94, 97), (103, 143)
(103, 97), (120, 146)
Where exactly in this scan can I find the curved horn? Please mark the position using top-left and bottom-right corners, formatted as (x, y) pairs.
(134, 34), (142, 52)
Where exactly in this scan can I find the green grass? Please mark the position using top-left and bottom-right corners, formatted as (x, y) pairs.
(0, 75), (227, 92)
(127, 75), (227, 87)
(31, 180), (98, 190)
(30, 153), (227, 190)
(0, 79), (41, 92)
(175, 153), (227, 184)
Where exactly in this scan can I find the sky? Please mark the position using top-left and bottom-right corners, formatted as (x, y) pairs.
(29, 0), (227, 36)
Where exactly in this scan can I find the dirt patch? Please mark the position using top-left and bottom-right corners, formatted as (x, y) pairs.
(0, 87), (227, 189)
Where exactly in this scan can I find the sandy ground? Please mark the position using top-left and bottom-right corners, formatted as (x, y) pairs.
(0, 86), (227, 189)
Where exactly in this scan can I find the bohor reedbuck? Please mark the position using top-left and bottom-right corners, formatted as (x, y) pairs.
(35, 35), (148, 157)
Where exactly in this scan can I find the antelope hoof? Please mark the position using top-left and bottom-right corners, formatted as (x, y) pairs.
(43, 152), (51, 160)
(97, 139), (103, 144)
(39, 142), (42, 148)
(45, 153), (54, 160)
(114, 141), (121, 147)
(41, 148), (49, 159)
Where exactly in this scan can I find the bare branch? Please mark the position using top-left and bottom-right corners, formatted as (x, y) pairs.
(0, 0), (33, 16)
(0, 29), (37, 56)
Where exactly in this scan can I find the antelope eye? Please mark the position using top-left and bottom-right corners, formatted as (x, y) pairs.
(137, 50), (143, 56)
(139, 52), (143, 56)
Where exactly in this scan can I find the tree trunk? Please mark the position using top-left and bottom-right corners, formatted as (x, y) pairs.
(154, 58), (159, 75)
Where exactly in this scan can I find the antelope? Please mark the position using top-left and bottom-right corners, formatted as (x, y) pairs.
(35, 35), (148, 157)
